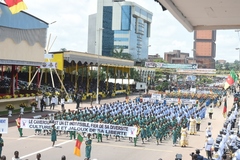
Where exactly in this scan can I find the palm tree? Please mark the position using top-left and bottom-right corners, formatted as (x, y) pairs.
(112, 47), (133, 60)
(112, 48), (123, 58)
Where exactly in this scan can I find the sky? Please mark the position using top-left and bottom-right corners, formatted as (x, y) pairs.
(21, 0), (240, 62)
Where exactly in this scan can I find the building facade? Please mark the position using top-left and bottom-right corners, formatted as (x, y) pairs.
(87, 0), (152, 60)
(193, 30), (216, 69)
(148, 54), (163, 62)
(134, 66), (155, 84)
(164, 50), (189, 64)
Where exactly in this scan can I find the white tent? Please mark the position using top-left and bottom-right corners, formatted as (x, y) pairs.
(106, 78), (135, 85)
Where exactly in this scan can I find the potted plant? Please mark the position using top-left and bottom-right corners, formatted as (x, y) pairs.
(6, 104), (14, 117)
(19, 103), (27, 115)
(30, 101), (38, 113)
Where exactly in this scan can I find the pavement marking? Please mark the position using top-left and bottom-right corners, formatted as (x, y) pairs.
(20, 140), (72, 159)
(93, 142), (173, 153)
(18, 135), (35, 140)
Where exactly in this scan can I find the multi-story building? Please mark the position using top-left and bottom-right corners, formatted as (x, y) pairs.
(88, 0), (152, 60)
(134, 66), (155, 84)
(193, 30), (216, 69)
(147, 54), (163, 62)
(164, 50), (189, 64)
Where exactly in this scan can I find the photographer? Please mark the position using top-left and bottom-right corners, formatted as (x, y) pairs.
(195, 149), (204, 160)
(190, 153), (198, 160)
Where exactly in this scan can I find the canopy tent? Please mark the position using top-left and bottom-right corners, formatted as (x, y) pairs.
(106, 78), (135, 85)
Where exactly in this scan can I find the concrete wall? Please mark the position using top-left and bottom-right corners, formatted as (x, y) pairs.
(0, 97), (35, 112)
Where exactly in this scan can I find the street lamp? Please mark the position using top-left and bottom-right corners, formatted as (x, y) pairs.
(96, 28), (104, 104)
(191, 49), (196, 64)
(236, 48), (240, 61)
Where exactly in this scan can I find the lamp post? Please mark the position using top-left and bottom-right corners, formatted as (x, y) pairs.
(146, 45), (151, 93)
(236, 48), (240, 61)
(96, 28), (104, 104)
(191, 49), (196, 64)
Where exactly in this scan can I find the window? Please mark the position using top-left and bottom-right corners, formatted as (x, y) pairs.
(114, 30), (129, 34)
(121, 6), (131, 30)
(114, 37), (129, 41)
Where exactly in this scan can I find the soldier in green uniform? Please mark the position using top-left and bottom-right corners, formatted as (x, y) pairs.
(140, 124), (147, 144)
(154, 125), (160, 145)
(70, 118), (76, 140)
(85, 133), (92, 160)
(97, 120), (103, 142)
(172, 126), (178, 146)
(146, 122), (152, 141)
(51, 124), (57, 147)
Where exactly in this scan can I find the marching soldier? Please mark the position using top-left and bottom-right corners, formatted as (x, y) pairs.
(97, 120), (103, 142)
(208, 105), (214, 119)
(196, 114), (201, 131)
(16, 115), (23, 137)
(205, 134), (214, 160)
(134, 123), (140, 147)
(205, 122), (212, 138)
(212, 145), (221, 160)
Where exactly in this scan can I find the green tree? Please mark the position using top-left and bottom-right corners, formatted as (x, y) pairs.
(156, 81), (169, 91)
(112, 48), (123, 58)
(155, 70), (163, 82)
(153, 59), (167, 63)
(130, 68), (141, 82)
(215, 63), (222, 70)
(112, 47), (133, 60)
(225, 62), (230, 70)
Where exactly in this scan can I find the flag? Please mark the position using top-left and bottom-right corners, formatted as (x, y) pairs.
(230, 70), (238, 82)
(224, 70), (238, 90)
(4, 0), (27, 14)
(223, 99), (227, 118)
(74, 134), (83, 157)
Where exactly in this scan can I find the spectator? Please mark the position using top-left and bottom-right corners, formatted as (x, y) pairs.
(12, 151), (20, 160)
(1, 155), (6, 160)
(40, 97), (45, 112)
(98, 94), (101, 104)
(195, 149), (204, 160)
(36, 153), (41, 160)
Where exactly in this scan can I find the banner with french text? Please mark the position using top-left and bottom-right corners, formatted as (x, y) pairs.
(20, 118), (137, 138)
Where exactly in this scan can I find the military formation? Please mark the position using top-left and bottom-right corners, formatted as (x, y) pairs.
(209, 103), (240, 160)
(34, 98), (213, 148)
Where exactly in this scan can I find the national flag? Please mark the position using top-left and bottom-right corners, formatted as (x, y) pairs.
(4, 0), (27, 14)
(230, 70), (238, 82)
(224, 70), (238, 90)
(223, 99), (227, 118)
(74, 134), (83, 157)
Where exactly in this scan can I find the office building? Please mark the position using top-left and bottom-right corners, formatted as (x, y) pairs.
(164, 50), (189, 64)
(87, 0), (152, 60)
(148, 54), (163, 62)
(193, 30), (216, 69)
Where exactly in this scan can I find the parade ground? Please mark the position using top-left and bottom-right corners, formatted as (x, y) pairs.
(2, 93), (232, 160)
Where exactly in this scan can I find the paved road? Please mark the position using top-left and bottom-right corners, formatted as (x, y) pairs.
(2, 94), (233, 160)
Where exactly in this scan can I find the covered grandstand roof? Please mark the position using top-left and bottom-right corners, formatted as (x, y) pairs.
(157, 0), (240, 32)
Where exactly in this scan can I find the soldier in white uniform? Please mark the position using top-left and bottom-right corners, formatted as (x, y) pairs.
(228, 130), (237, 151)
(205, 134), (214, 160)
(212, 145), (221, 160)
(205, 122), (212, 138)
(232, 145), (240, 160)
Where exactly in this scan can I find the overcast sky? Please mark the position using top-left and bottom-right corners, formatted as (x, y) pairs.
(23, 0), (240, 62)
